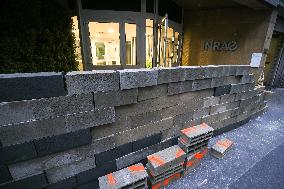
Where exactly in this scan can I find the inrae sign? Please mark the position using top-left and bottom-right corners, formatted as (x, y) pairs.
(204, 40), (238, 52)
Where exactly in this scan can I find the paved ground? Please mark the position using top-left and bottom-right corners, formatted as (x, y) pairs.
(167, 88), (284, 189)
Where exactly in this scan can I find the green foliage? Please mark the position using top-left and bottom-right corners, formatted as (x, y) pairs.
(0, 0), (78, 73)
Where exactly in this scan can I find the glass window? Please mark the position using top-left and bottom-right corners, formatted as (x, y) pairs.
(88, 22), (120, 66)
(125, 23), (137, 65)
(146, 19), (153, 68)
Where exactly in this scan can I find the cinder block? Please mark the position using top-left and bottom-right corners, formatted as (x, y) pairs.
(191, 79), (212, 91)
(99, 163), (148, 189)
(147, 164), (183, 184)
(202, 110), (232, 124)
(240, 74), (254, 84)
(179, 123), (214, 144)
(193, 108), (210, 120)
(95, 143), (133, 166)
(183, 148), (208, 175)
(230, 83), (255, 94)
(150, 172), (181, 189)
(46, 157), (96, 184)
(235, 90), (258, 101)
(115, 138), (174, 170)
(138, 84), (167, 101)
(235, 66), (251, 76)
(45, 176), (77, 189)
(0, 72), (66, 102)
(211, 138), (233, 158)
(119, 69), (158, 90)
(203, 96), (220, 107)
(211, 76), (240, 87)
(220, 94), (236, 104)
(0, 142), (37, 164)
(0, 165), (12, 184)
(94, 89), (138, 108)
(182, 66), (206, 80)
(34, 129), (92, 156)
(214, 85), (231, 96)
(133, 133), (162, 152)
(66, 70), (119, 95)
(178, 137), (210, 155)
(168, 80), (193, 95)
(147, 145), (186, 176)
(0, 174), (47, 189)
(65, 107), (115, 131)
(156, 67), (184, 84)
(210, 104), (226, 114)
(76, 161), (117, 185)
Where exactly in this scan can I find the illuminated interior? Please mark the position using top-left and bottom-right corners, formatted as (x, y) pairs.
(146, 19), (154, 68)
(125, 23), (137, 65)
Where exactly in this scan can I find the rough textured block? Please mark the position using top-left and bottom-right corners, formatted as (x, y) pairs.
(214, 85), (231, 96)
(156, 67), (184, 84)
(46, 157), (96, 184)
(0, 72), (66, 102)
(168, 80), (193, 95)
(95, 143), (133, 166)
(203, 96), (220, 107)
(211, 138), (233, 158)
(76, 161), (117, 185)
(191, 79), (212, 91)
(183, 148), (208, 175)
(66, 107), (115, 131)
(230, 83), (255, 94)
(98, 163), (148, 189)
(182, 66), (206, 80)
(150, 172), (181, 189)
(210, 104), (227, 114)
(45, 177), (77, 189)
(0, 173), (47, 189)
(211, 76), (240, 87)
(235, 66), (251, 76)
(193, 108), (210, 120)
(76, 180), (99, 189)
(94, 89), (138, 108)
(119, 69), (158, 90)
(235, 90), (258, 101)
(223, 65), (237, 76)
(180, 123), (214, 144)
(133, 133), (162, 152)
(0, 142), (37, 164)
(34, 129), (92, 156)
(0, 165), (12, 184)
(138, 84), (167, 101)
(240, 74), (254, 84)
(220, 94), (236, 104)
(66, 70), (119, 95)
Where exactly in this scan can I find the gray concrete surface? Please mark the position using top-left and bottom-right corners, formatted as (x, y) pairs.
(166, 88), (284, 189)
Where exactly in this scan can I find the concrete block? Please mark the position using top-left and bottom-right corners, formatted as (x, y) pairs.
(210, 104), (227, 114)
(222, 65), (237, 76)
(133, 133), (162, 152)
(138, 84), (167, 101)
(0, 165), (12, 184)
(65, 107), (115, 131)
(148, 164), (183, 184)
(173, 111), (194, 128)
(99, 163), (148, 189)
(211, 138), (233, 158)
(230, 83), (255, 94)
(95, 143), (133, 166)
(150, 172), (181, 189)
(66, 70), (119, 95)
(34, 129), (92, 156)
(211, 76), (240, 87)
(220, 94), (236, 104)
(182, 66), (206, 80)
(0, 173), (47, 189)
(45, 177), (77, 189)
(0, 116), (66, 147)
(203, 65), (225, 78)
(0, 142), (37, 164)
(214, 85), (231, 96)
(191, 79), (212, 91)
(76, 161), (117, 185)
(147, 145), (186, 176)
(0, 72), (66, 102)
(235, 90), (258, 101)
(240, 74), (255, 84)
(235, 66), (251, 76)
(178, 138), (209, 154)
(94, 89), (138, 108)
(203, 96), (220, 107)
(183, 148), (208, 175)
(180, 123), (214, 144)
(156, 67), (184, 84)
(119, 69), (158, 90)
(193, 108), (210, 120)
(46, 157), (96, 184)
(168, 80), (193, 95)
(202, 110), (232, 124)
(76, 180), (99, 189)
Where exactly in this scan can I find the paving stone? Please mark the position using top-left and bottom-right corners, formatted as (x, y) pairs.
(214, 85), (231, 96)
(34, 129), (92, 156)
(0, 142), (37, 164)
(94, 89), (138, 108)
(0, 72), (66, 102)
(66, 70), (119, 95)
(99, 163), (148, 189)
(0, 173), (47, 189)
(46, 157), (96, 184)
(45, 176), (77, 189)
(156, 67), (185, 84)
(211, 138), (233, 158)
(0, 165), (12, 184)
(95, 143), (133, 166)
(138, 84), (168, 101)
(119, 69), (158, 90)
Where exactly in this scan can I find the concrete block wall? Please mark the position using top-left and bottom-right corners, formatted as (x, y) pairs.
(0, 66), (268, 189)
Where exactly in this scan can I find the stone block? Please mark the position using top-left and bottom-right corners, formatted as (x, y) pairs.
(183, 148), (208, 175)
(235, 66), (251, 76)
(66, 70), (119, 95)
(138, 84), (168, 101)
(193, 108), (210, 120)
(222, 65), (237, 76)
(65, 107), (115, 131)
(94, 89), (138, 108)
(0, 173), (47, 189)
(220, 94), (236, 104)
(211, 138), (233, 158)
(115, 139), (174, 170)
(156, 67), (184, 84)
(210, 104), (227, 115)
(133, 133), (162, 152)
(119, 69), (158, 90)
(202, 110), (232, 124)
(46, 157), (96, 184)
(0, 142), (37, 165)
(203, 96), (220, 107)
(95, 143), (133, 166)
(182, 66), (206, 80)
(179, 123), (214, 144)
(45, 177), (77, 189)
(76, 161), (117, 185)
(235, 90), (258, 101)
(0, 72), (66, 102)
(167, 80), (193, 95)
(240, 74), (255, 84)
(191, 79), (212, 91)
(230, 83), (255, 94)
(98, 163), (148, 189)
(203, 65), (225, 78)
(214, 85), (231, 96)
(34, 129), (92, 156)
(211, 76), (240, 88)
(0, 165), (12, 184)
